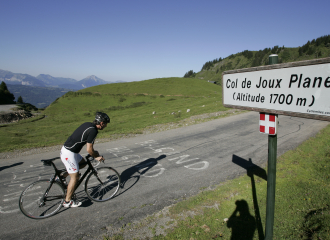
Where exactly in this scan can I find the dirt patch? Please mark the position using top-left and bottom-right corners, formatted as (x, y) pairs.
(0, 110), (33, 124)
(0, 104), (18, 112)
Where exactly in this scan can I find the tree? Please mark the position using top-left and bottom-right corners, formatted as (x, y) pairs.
(242, 50), (253, 59)
(0, 81), (16, 104)
(17, 96), (24, 104)
(271, 45), (279, 54)
(0, 81), (8, 91)
(183, 70), (196, 78)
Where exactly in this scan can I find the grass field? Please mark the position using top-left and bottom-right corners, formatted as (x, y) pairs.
(0, 77), (227, 152)
(104, 123), (330, 240)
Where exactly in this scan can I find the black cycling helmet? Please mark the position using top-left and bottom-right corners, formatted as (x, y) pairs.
(95, 112), (110, 124)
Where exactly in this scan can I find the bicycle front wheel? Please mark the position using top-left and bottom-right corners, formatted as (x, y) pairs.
(19, 180), (65, 219)
(85, 167), (121, 202)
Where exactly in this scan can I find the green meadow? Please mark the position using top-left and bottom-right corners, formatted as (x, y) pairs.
(0, 77), (227, 152)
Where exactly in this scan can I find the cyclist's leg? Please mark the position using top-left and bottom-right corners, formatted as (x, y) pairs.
(60, 147), (82, 205)
(66, 172), (79, 202)
(64, 172), (82, 207)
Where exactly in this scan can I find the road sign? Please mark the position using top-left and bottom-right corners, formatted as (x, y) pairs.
(222, 57), (330, 121)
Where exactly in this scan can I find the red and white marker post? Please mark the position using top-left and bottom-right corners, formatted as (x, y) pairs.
(259, 113), (278, 135)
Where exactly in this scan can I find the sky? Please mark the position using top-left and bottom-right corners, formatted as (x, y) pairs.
(0, 0), (329, 82)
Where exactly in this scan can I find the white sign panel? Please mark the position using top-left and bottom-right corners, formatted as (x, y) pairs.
(222, 58), (330, 121)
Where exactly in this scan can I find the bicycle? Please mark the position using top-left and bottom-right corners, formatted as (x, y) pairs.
(19, 154), (121, 219)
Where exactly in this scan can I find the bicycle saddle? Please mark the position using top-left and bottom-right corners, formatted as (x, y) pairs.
(41, 157), (60, 166)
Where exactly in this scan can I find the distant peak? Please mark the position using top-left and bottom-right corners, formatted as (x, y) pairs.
(86, 75), (98, 80)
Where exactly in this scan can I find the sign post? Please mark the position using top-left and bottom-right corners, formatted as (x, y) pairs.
(264, 54), (278, 240)
(222, 56), (330, 240)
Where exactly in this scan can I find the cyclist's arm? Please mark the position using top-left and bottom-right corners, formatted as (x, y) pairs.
(86, 143), (104, 161)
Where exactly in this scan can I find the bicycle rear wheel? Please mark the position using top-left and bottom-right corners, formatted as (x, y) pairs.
(19, 180), (65, 219)
(85, 167), (121, 202)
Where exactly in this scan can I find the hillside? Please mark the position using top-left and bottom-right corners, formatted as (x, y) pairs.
(193, 35), (330, 84)
(80, 77), (217, 96)
(0, 78), (225, 152)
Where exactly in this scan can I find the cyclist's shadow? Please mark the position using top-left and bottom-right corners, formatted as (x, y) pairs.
(118, 154), (166, 196)
(227, 199), (256, 240)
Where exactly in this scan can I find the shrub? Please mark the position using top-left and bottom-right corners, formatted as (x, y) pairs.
(174, 112), (181, 118)
(118, 97), (126, 102)
(130, 102), (147, 108)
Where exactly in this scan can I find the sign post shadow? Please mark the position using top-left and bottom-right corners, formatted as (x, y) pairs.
(232, 155), (267, 240)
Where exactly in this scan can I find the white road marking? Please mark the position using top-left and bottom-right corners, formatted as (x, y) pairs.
(185, 161), (209, 170)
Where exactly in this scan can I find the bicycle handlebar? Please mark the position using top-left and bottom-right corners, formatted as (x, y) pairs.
(85, 154), (105, 163)
(85, 154), (93, 161)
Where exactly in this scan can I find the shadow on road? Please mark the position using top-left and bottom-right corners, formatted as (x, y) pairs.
(0, 162), (23, 171)
(117, 154), (167, 196)
(232, 155), (267, 240)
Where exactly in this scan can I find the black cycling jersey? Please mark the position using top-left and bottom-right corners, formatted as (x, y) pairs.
(64, 122), (98, 153)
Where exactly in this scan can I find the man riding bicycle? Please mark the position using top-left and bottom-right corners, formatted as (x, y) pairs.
(60, 112), (110, 207)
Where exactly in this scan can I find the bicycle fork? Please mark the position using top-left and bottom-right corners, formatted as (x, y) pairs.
(92, 170), (105, 185)
(39, 181), (54, 206)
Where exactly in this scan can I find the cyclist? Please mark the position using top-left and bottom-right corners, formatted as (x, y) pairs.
(60, 112), (110, 207)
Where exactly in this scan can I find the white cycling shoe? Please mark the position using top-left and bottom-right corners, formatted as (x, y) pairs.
(62, 200), (82, 208)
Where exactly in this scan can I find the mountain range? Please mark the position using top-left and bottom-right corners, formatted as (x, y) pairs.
(0, 69), (120, 90)
(0, 69), (125, 108)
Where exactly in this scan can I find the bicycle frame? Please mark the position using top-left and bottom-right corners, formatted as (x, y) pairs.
(73, 157), (99, 191)
(42, 155), (101, 202)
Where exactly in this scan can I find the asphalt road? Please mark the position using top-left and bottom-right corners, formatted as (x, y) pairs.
(0, 112), (328, 240)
